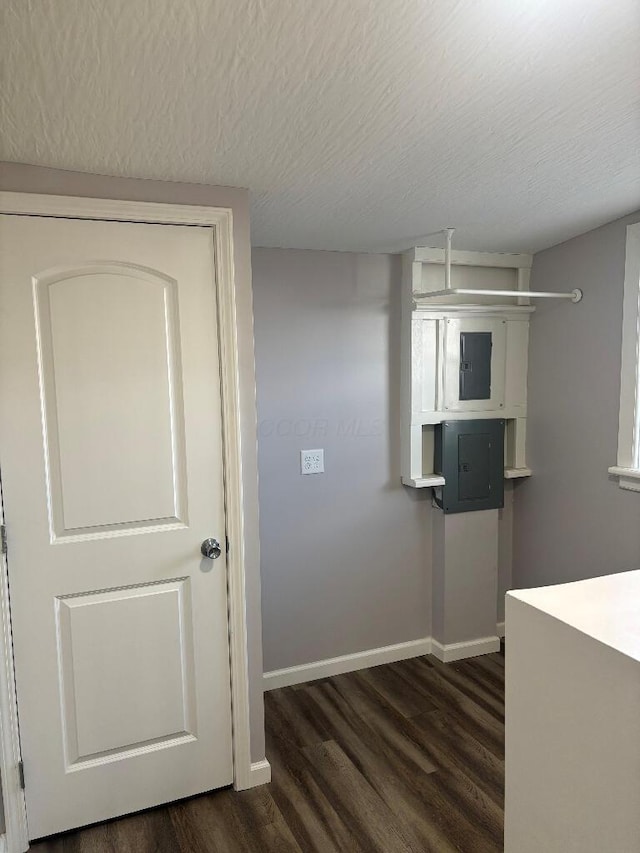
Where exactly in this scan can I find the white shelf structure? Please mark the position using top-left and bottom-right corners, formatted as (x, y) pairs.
(401, 243), (537, 488)
(411, 229), (582, 305)
(401, 474), (446, 489)
(400, 234), (582, 662)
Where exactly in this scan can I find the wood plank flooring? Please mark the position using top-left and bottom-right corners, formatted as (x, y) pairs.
(32, 650), (505, 852)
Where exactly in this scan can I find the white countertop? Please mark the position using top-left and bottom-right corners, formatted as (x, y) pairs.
(508, 570), (640, 663)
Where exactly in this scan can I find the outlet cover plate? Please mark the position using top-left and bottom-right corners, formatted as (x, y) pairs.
(301, 449), (324, 475)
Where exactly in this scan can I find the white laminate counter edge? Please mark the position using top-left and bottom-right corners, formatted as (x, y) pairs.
(507, 570), (640, 664)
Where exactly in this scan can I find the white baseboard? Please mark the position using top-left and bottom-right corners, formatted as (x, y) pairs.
(431, 635), (501, 663)
(263, 637), (432, 691)
(264, 625), (505, 690)
(248, 759), (271, 787)
(235, 758), (271, 790)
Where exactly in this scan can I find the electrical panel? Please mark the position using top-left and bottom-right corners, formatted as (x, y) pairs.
(459, 331), (492, 400)
(433, 419), (505, 513)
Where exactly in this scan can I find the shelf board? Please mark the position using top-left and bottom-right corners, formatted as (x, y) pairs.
(403, 469), (531, 487)
(402, 475), (445, 489)
(504, 467), (532, 479)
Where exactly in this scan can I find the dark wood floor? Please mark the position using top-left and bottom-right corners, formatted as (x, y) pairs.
(33, 650), (505, 852)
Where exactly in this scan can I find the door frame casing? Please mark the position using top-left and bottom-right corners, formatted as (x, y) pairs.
(0, 192), (267, 851)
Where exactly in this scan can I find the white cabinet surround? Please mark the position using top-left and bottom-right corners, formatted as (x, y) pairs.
(400, 246), (532, 662)
(400, 247), (533, 488)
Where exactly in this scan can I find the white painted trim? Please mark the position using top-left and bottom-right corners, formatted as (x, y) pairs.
(413, 407), (526, 426)
(0, 832), (8, 853)
(401, 475), (445, 489)
(0, 193), (263, 833)
(0, 192), (233, 228)
(517, 266), (532, 307)
(263, 637), (432, 691)
(264, 630), (507, 690)
(608, 470), (640, 492)
(608, 465), (640, 480)
(409, 247), (532, 269)
(611, 223), (640, 489)
(413, 304), (535, 317)
(0, 497), (28, 852)
(503, 467), (532, 480)
(431, 636), (501, 663)
(209, 202), (258, 792)
(248, 759), (272, 786)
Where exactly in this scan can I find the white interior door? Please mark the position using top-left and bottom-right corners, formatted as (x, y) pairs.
(0, 214), (233, 840)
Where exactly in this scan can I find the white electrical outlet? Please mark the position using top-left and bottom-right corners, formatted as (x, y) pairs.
(300, 448), (324, 475)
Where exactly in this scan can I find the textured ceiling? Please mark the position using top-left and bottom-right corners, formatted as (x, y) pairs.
(1, 0), (639, 253)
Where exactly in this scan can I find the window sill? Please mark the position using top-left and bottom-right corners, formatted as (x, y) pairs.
(608, 466), (640, 492)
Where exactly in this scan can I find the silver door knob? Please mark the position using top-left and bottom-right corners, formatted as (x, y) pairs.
(201, 538), (222, 559)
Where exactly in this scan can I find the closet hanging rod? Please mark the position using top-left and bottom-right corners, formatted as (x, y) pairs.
(413, 287), (583, 302)
(413, 227), (582, 303)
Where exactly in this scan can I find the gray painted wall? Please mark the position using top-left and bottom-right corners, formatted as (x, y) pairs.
(498, 481), (513, 623)
(252, 249), (433, 671)
(432, 509), (500, 645)
(0, 162), (267, 763)
(514, 210), (640, 590)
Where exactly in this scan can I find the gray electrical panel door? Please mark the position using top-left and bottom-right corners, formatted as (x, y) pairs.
(459, 331), (492, 400)
(434, 419), (504, 513)
(458, 433), (492, 502)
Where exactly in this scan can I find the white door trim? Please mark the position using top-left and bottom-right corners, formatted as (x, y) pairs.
(0, 192), (262, 848)
(0, 500), (28, 853)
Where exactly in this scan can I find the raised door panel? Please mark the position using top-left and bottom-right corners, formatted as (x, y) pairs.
(56, 579), (196, 768)
(34, 265), (187, 539)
